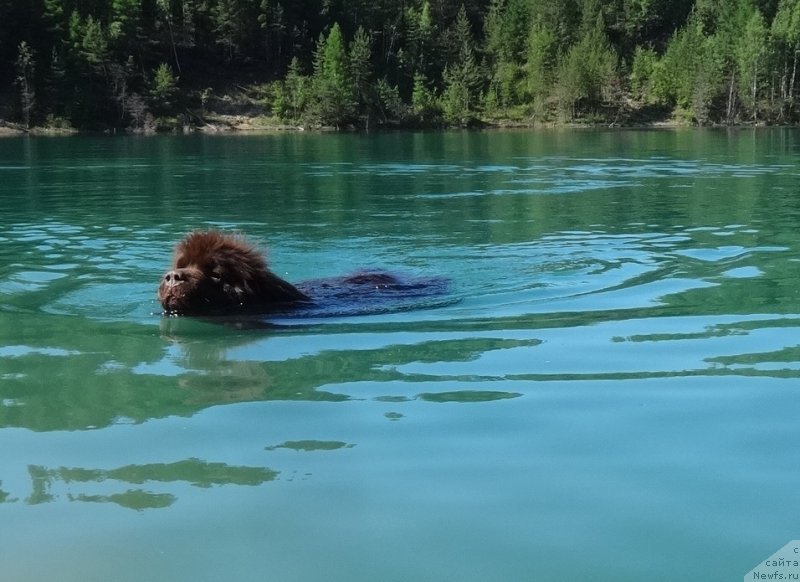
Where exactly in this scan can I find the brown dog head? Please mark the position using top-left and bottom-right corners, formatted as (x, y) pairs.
(158, 231), (308, 315)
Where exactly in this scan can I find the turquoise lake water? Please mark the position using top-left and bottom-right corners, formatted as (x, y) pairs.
(1, 129), (800, 580)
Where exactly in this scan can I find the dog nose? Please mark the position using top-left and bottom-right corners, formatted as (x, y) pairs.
(163, 270), (184, 286)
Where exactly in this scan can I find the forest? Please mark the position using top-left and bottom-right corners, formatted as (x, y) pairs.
(1, 0), (798, 131)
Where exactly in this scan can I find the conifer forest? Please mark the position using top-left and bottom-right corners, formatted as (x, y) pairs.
(1, 0), (799, 131)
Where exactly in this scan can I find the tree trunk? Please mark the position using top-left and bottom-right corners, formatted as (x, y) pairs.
(727, 70), (736, 124)
(792, 51), (798, 96)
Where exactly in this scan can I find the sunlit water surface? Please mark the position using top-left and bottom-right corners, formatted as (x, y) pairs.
(2, 129), (800, 581)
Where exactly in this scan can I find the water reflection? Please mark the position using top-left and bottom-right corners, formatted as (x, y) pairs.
(417, 390), (522, 403)
(265, 440), (355, 452)
(0, 483), (14, 503)
(165, 330), (537, 407)
(3, 131), (800, 580)
(24, 459), (279, 511)
(0, 311), (542, 431)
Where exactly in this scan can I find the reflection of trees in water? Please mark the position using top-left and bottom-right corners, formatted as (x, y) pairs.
(25, 459), (279, 511)
(0, 482), (15, 503)
(0, 313), (534, 432)
(11, 442), (362, 510)
(265, 440), (355, 452)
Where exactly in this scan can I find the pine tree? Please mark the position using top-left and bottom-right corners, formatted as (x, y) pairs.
(349, 26), (372, 113)
(279, 56), (310, 121)
(81, 15), (109, 67)
(484, 0), (518, 108)
(556, 10), (617, 119)
(406, 0), (436, 82)
(525, 21), (557, 114)
(213, 0), (240, 63)
(311, 23), (356, 127)
(652, 11), (722, 123)
(15, 41), (36, 128)
(441, 5), (483, 125)
(411, 72), (440, 123)
(151, 62), (179, 107)
(110, 0), (142, 48)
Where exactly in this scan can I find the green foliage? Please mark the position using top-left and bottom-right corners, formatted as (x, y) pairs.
(630, 46), (659, 100)
(152, 63), (178, 98)
(525, 22), (558, 111)
(556, 12), (618, 119)
(411, 72), (441, 123)
(736, 8), (769, 118)
(3, 0), (800, 129)
(441, 62), (482, 124)
(44, 113), (73, 130)
(441, 6), (483, 125)
(771, 0), (800, 116)
(311, 23), (356, 126)
(272, 56), (310, 122)
(214, 0), (242, 61)
(485, 0), (531, 62)
(349, 26), (372, 109)
(405, 0), (436, 81)
(649, 8), (733, 123)
(375, 77), (407, 122)
(109, 0), (141, 45)
(150, 62), (179, 114)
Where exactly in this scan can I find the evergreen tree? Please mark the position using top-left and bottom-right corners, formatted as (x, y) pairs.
(441, 5), (483, 124)
(411, 72), (440, 122)
(80, 15), (110, 67)
(258, 0), (288, 64)
(42, 0), (66, 43)
(6, 0), (800, 129)
(349, 26), (373, 113)
(110, 0), (143, 49)
(556, 11), (618, 119)
(311, 23), (356, 127)
(405, 0), (436, 81)
(525, 21), (558, 114)
(484, 0), (521, 109)
(710, 0), (759, 122)
(150, 62), (179, 113)
(273, 56), (310, 122)
(15, 41), (36, 128)
(375, 77), (406, 122)
(651, 11), (722, 123)
(630, 46), (659, 101)
(43, 46), (67, 123)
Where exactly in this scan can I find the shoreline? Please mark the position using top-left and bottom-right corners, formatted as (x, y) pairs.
(0, 114), (786, 137)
